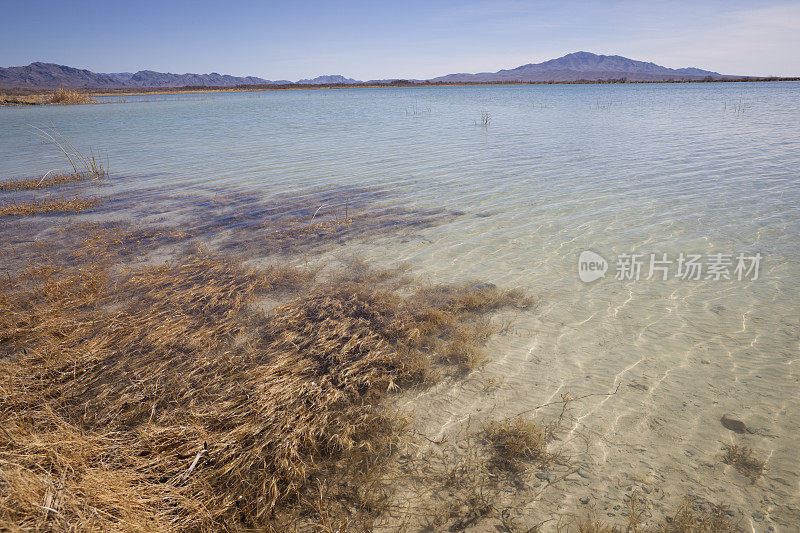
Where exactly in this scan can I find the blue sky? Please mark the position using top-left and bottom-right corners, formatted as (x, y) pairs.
(1, 1), (798, 79)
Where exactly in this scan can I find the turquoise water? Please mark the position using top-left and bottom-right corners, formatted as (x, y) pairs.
(2, 82), (799, 528)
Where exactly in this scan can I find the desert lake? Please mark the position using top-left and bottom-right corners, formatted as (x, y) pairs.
(1, 81), (799, 530)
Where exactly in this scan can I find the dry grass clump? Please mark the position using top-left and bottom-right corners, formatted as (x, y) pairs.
(421, 282), (534, 314)
(0, 231), (529, 530)
(49, 88), (96, 105)
(0, 196), (102, 216)
(484, 417), (549, 473)
(721, 444), (766, 480)
(483, 389), (570, 475)
(0, 252), (323, 530)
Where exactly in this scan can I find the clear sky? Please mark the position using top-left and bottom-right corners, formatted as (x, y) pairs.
(1, 0), (798, 80)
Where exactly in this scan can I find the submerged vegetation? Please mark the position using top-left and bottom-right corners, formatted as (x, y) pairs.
(0, 157), (532, 530)
(0, 171), (97, 192)
(484, 416), (551, 473)
(721, 444), (766, 481)
(0, 227), (530, 530)
(0, 196), (748, 531)
(0, 195), (102, 216)
(574, 493), (739, 533)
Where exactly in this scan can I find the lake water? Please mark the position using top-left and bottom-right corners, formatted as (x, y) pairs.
(1, 82), (799, 529)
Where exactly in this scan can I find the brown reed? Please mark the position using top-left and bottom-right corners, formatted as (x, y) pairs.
(30, 125), (107, 180)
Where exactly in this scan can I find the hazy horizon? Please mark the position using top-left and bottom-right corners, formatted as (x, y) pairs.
(1, 1), (799, 80)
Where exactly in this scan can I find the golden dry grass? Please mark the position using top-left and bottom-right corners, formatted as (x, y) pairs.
(0, 94), (51, 106)
(0, 89), (96, 106)
(0, 196), (102, 216)
(0, 172), (97, 192)
(0, 223), (531, 531)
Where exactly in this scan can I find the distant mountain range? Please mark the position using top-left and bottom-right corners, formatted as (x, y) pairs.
(0, 62), (290, 89)
(0, 52), (739, 89)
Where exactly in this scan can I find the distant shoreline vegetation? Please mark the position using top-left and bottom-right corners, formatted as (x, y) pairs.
(2, 76), (799, 106)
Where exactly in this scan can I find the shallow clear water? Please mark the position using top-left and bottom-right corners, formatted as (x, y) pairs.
(2, 82), (799, 528)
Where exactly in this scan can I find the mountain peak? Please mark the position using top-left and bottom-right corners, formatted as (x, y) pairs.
(564, 51), (599, 58)
(432, 51), (733, 83)
(296, 74), (361, 85)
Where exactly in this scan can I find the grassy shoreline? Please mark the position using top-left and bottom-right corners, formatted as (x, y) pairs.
(2, 76), (799, 106)
(0, 88), (96, 106)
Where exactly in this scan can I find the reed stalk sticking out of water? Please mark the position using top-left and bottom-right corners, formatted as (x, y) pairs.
(0, 127), (106, 194)
(29, 124), (107, 181)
